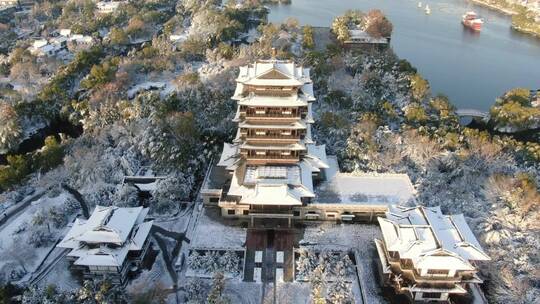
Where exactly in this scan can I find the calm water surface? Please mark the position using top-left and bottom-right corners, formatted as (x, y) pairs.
(268, 0), (540, 110)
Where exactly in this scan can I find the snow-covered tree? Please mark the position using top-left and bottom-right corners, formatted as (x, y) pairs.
(310, 264), (327, 304)
(151, 175), (192, 214)
(219, 251), (240, 275)
(327, 261), (353, 304)
(0, 103), (21, 152)
(296, 248), (316, 280)
(75, 280), (127, 304)
(207, 272), (229, 304)
(114, 183), (139, 207)
(184, 279), (209, 304)
(27, 224), (54, 247)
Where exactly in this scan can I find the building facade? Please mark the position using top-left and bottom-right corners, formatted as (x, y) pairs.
(202, 57), (327, 223)
(57, 206), (153, 285)
(375, 205), (490, 303)
(201, 57), (415, 224)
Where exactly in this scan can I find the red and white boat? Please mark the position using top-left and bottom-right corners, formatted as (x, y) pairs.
(462, 11), (483, 31)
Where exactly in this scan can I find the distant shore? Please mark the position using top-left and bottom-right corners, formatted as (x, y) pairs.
(511, 23), (540, 38)
(468, 0), (540, 38)
(468, 0), (517, 15)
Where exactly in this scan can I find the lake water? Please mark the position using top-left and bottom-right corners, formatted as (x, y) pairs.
(268, 0), (540, 111)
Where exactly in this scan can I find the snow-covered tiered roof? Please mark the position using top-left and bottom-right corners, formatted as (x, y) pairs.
(58, 206), (153, 267)
(377, 205), (490, 271)
(238, 94), (309, 107)
(226, 164), (315, 206)
(233, 59), (315, 101)
(222, 144), (331, 207)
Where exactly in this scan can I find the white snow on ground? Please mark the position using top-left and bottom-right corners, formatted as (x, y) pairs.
(153, 209), (190, 233)
(300, 222), (381, 251)
(0, 192), (71, 276)
(190, 208), (246, 250)
(272, 282), (310, 304)
(222, 281), (262, 304)
(127, 248), (174, 295)
(36, 257), (81, 291)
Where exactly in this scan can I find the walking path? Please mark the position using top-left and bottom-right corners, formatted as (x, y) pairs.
(0, 190), (47, 229)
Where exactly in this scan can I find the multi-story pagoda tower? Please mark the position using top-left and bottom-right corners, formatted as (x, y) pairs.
(203, 55), (330, 221)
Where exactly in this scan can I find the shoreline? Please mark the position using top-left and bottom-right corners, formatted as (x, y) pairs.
(511, 23), (540, 38)
(468, 0), (517, 15)
(468, 0), (540, 38)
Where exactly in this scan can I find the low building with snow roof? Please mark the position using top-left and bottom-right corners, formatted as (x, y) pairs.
(96, 1), (125, 14)
(201, 54), (415, 226)
(57, 205), (153, 285)
(28, 39), (65, 57)
(345, 29), (390, 46)
(375, 205), (490, 303)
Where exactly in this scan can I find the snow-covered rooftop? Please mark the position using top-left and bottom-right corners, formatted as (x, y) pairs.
(217, 141), (330, 206)
(58, 206), (153, 267)
(377, 205), (490, 271)
(236, 59), (311, 87)
(238, 94), (309, 107)
(347, 30), (389, 44)
(226, 163), (315, 206)
(314, 157), (414, 206)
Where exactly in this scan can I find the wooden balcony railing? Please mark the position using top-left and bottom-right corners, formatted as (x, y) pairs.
(244, 113), (300, 119)
(245, 134), (300, 140)
(246, 154), (298, 159)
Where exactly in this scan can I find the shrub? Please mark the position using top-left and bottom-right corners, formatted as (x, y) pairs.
(410, 73), (429, 102)
(35, 136), (64, 172)
(27, 225), (54, 247)
(320, 112), (350, 130)
(405, 103), (428, 124)
(302, 25), (315, 49)
(0, 155), (31, 192)
(109, 27), (128, 46)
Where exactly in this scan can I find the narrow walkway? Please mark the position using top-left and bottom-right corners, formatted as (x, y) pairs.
(29, 247), (69, 286)
(0, 190), (47, 229)
(245, 229), (297, 304)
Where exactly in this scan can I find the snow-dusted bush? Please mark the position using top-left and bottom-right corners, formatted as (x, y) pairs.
(326, 261), (353, 304)
(22, 285), (74, 304)
(187, 250), (243, 277)
(47, 205), (69, 228)
(0, 262), (25, 284)
(184, 279), (209, 304)
(61, 197), (80, 215)
(114, 184), (140, 207)
(218, 250), (240, 275)
(296, 249), (354, 282)
(151, 175), (192, 214)
(27, 224), (54, 247)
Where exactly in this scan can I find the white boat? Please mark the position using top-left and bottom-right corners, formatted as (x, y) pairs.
(425, 4), (431, 14)
(418, 2), (422, 8)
